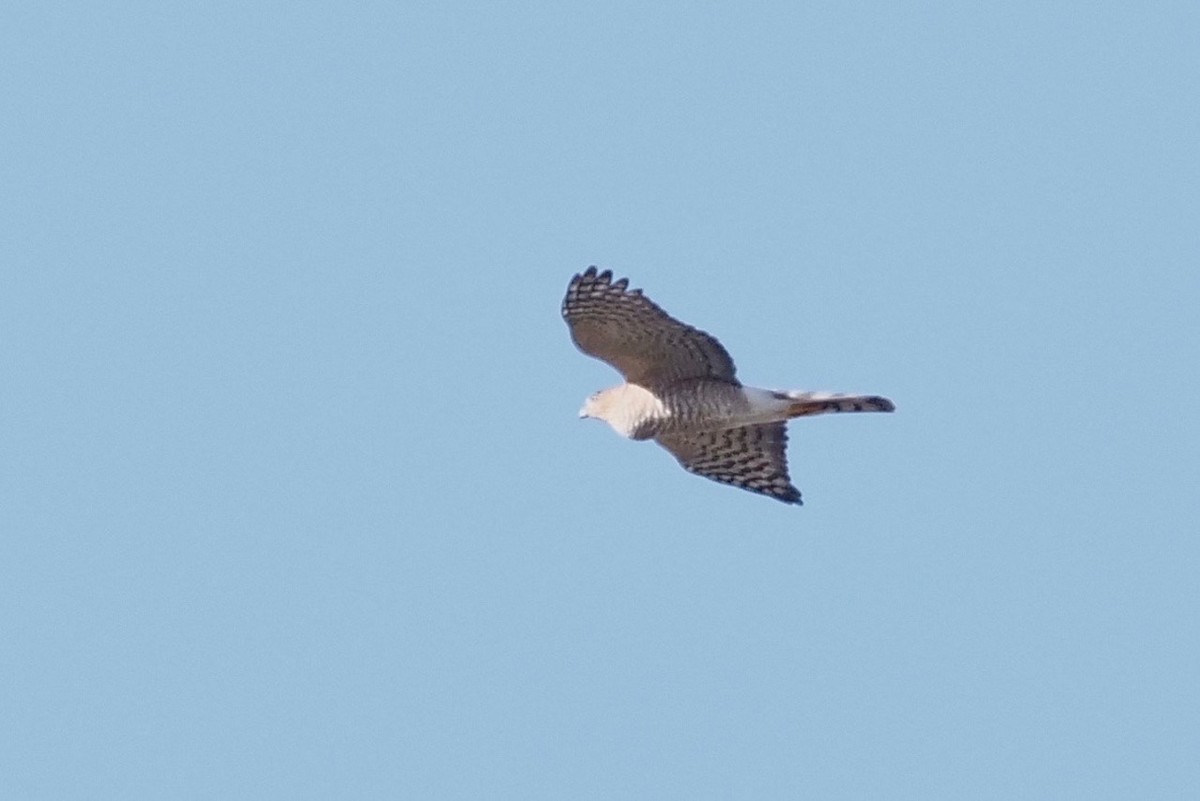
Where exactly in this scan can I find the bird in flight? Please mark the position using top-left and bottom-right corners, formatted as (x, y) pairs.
(562, 267), (894, 504)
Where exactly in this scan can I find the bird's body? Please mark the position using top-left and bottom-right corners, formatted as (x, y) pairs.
(584, 380), (892, 441)
(582, 380), (760, 440)
(563, 267), (894, 505)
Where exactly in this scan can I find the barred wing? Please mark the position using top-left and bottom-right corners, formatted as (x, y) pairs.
(562, 267), (738, 386)
(656, 423), (802, 505)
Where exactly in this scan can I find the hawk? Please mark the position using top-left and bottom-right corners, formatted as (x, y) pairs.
(562, 267), (894, 505)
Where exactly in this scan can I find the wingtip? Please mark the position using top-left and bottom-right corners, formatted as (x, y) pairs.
(569, 265), (633, 293)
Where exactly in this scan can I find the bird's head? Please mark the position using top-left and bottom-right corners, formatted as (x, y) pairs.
(577, 383), (657, 440)
(579, 391), (601, 420)
(579, 387), (618, 421)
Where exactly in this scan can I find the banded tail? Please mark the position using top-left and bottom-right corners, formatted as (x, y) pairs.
(775, 390), (896, 418)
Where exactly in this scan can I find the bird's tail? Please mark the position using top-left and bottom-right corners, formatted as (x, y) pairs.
(774, 390), (896, 418)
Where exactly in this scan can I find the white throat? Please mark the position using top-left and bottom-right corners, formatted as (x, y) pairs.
(585, 383), (668, 439)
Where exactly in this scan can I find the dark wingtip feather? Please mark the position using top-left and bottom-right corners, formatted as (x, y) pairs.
(572, 266), (637, 295)
(776, 487), (804, 505)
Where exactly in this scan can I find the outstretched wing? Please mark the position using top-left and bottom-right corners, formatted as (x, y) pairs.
(655, 423), (803, 505)
(562, 267), (738, 386)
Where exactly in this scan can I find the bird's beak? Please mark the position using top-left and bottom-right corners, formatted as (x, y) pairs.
(578, 406), (589, 419)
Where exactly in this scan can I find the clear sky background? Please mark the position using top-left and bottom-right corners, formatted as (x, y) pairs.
(3, 2), (1198, 799)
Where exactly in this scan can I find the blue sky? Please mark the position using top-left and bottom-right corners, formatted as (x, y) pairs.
(3, 2), (1198, 798)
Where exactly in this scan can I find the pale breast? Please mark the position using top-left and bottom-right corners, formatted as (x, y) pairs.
(605, 383), (670, 439)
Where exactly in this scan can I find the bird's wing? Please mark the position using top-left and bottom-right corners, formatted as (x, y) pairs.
(655, 422), (802, 505)
(562, 267), (738, 386)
